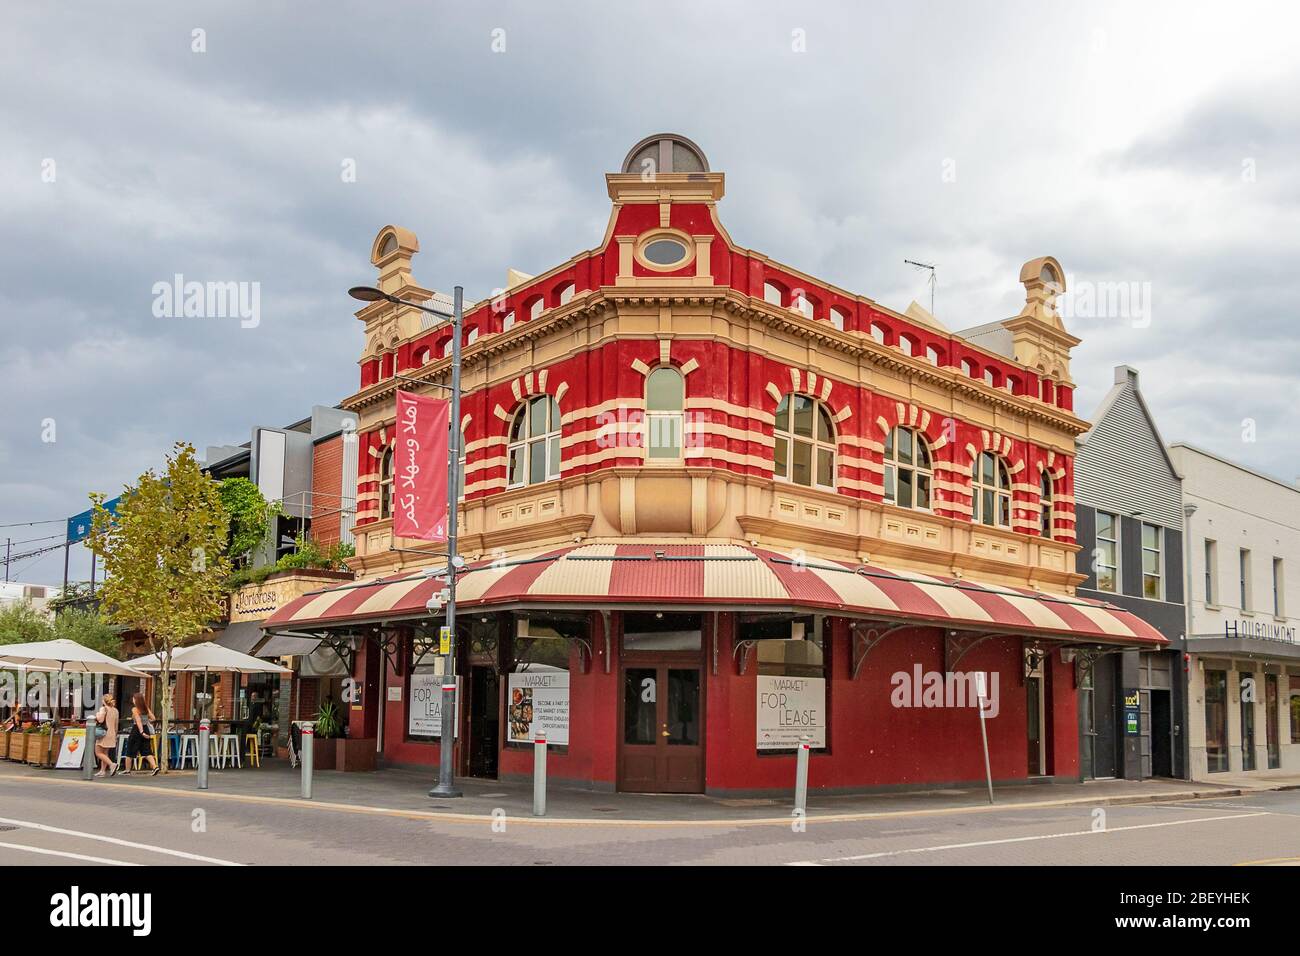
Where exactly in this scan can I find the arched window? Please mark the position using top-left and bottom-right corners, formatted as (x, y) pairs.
(763, 282), (784, 307)
(870, 323), (887, 344)
(1005, 375), (1020, 395)
(645, 367), (684, 459)
(792, 292), (814, 319)
(1039, 471), (1053, 538)
(972, 451), (1012, 527)
(829, 306), (848, 331)
(773, 394), (836, 489)
(557, 282), (575, 306)
(414, 346), (431, 367)
(508, 395), (561, 487)
(442, 339), (453, 358)
(883, 427), (932, 510)
(529, 297), (545, 321)
(898, 335), (915, 357)
(502, 310), (516, 332)
(925, 345), (942, 366)
(466, 327), (480, 346)
(960, 358), (976, 377)
(379, 447), (394, 519)
(983, 368), (996, 387)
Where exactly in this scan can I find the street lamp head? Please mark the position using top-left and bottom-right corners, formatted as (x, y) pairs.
(348, 285), (394, 304)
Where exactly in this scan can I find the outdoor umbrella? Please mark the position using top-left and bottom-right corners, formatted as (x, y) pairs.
(0, 638), (145, 762)
(127, 641), (292, 723)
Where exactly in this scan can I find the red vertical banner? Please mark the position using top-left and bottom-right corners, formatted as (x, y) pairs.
(393, 389), (450, 541)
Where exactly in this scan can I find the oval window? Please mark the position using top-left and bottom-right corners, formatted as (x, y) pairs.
(642, 238), (689, 267)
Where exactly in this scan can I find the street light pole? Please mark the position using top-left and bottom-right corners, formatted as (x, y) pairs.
(429, 286), (464, 798)
(348, 284), (464, 798)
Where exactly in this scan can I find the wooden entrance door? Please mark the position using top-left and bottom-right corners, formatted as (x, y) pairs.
(618, 664), (704, 792)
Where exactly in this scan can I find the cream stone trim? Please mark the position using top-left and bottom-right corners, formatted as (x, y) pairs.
(465, 476), (508, 496)
(1007, 460), (1026, 476)
(685, 397), (776, 426)
(839, 476), (885, 495)
(511, 378), (522, 401)
(839, 434), (884, 454)
(840, 454), (884, 473)
(358, 471), (380, 484)
(789, 368), (802, 392)
(631, 358), (651, 376)
(524, 371), (535, 394)
(765, 382), (782, 404)
(538, 369), (549, 391)
(560, 396), (645, 426)
(833, 405), (852, 423)
(564, 445), (648, 469)
(554, 382), (569, 403)
(494, 404), (511, 422)
(659, 340), (671, 365)
(683, 447), (773, 470)
(680, 357), (700, 376)
(465, 435), (506, 454)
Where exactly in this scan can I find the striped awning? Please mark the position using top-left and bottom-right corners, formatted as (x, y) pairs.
(262, 543), (1166, 647)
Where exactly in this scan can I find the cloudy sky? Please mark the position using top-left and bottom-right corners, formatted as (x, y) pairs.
(2, 1), (1297, 586)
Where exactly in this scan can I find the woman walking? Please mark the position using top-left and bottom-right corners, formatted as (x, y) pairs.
(93, 694), (119, 777)
(122, 692), (160, 775)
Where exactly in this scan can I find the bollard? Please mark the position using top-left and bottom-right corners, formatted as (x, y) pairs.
(532, 729), (547, 817)
(794, 735), (810, 814)
(197, 718), (210, 791)
(300, 722), (314, 800)
(82, 718), (97, 781)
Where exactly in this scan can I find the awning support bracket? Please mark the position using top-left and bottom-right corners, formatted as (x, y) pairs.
(711, 611), (719, 676)
(850, 622), (913, 679)
(573, 637), (594, 675)
(1064, 644), (1126, 686)
(944, 631), (1005, 673)
(734, 639), (757, 675)
(599, 610), (611, 674)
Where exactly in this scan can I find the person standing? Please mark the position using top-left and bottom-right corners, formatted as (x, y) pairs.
(122, 692), (160, 775)
(93, 694), (119, 777)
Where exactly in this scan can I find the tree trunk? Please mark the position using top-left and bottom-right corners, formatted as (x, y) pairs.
(159, 651), (172, 774)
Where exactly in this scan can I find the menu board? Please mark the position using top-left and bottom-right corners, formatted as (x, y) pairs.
(407, 673), (460, 738)
(756, 675), (826, 750)
(506, 670), (570, 745)
(56, 728), (88, 769)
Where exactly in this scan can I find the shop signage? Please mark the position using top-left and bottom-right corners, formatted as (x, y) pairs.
(439, 625), (450, 656)
(408, 673), (460, 738)
(1123, 689), (1140, 735)
(756, 675), (826, 750)
(1226, 620), (1297, 643)
(393, 389), (450, 542)
(56, 728), (88, 769)
(507, 671), (570, 745)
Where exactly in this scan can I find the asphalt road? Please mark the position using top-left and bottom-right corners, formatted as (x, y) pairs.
(2, 775), (1298, 866)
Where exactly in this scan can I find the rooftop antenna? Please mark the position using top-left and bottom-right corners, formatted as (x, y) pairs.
(904, 259), (937, 316)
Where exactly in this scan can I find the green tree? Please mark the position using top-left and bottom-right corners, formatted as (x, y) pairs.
(89, 442), (230, 770)
(0, 601), (54, 645)
(218, 476), (277, 567)
(52, 608), (122, 659)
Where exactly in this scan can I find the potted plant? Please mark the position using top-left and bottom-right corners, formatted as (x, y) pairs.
(26, 723), (60, 767)
(310, 700), (340, 771)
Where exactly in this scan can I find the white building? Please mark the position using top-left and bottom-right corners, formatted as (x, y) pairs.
(0, 581), (55, 617)
(1171, 443), (1300, 779)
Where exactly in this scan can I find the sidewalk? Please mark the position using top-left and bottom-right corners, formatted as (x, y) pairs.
(1196, 769), (1300, 792)
(0, 759), (1252, 826)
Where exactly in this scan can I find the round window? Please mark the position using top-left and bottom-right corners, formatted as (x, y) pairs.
(642, 238), (689, 267)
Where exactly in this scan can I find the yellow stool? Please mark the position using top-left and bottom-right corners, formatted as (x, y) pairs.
(244, 733), (261, 768)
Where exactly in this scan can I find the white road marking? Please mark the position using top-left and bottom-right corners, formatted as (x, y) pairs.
(789, 811), (1272, 865)
(0, 840), (140, 867)
(0, 815), (244, 866)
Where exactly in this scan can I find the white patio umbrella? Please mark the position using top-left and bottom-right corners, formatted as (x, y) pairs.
(127, 641), (291, 722)
(0, 639), (145, 762)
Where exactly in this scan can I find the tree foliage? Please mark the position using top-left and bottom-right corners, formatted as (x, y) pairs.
(88, 442), (230, 769)
(218, 476), (277, 567)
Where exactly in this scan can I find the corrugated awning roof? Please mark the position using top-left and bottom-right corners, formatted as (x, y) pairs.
(262, 544), (1167, 647)
(212, 620), (265, 655)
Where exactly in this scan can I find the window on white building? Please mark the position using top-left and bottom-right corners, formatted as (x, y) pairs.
(1095, 512), (1119, 593)
(1141, 523), (1163, 599)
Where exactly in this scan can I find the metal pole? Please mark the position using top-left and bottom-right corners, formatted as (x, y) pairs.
(197, 717), (210, 790)
(794, 735), (810, 814)
(976, 672), (994, 804)
(1180, 502), (1198, 780)
(62, 541), (70, 595)
(300, 721), (314, 799)
(429, 286), (464, 799)
(83, 717), (96, 780)
(532, 729), (547, 816)
(89, 550), (96, 597)
(4, 538), (9, 582)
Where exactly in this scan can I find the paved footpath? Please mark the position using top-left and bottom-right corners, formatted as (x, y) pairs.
(2, 761), (1297, 866)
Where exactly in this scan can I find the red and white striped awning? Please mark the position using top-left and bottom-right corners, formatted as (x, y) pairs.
(264, 544), (1167, 646)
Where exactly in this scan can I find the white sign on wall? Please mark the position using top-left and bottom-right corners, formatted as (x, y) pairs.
(756, 675), (826, 750)
(408, 673), (459, 738)
(506, 670), (570, 745)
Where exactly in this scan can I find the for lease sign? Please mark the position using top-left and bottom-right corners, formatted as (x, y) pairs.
(756, 675), (826, 750)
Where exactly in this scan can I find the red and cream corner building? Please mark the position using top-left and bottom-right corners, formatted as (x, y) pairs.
(265, 134), (1166, 794)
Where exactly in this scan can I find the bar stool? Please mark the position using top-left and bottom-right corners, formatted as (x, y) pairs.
(179, 735), (199, 769)
(209, 735), (226, 768)
(116, 733), (130, 760)
(167, 733), (183, 769)
(219, 733), (241, 768)
(244, 733), (261, 768)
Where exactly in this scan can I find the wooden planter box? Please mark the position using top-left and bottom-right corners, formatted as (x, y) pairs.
(336, 737), (376, 773)
(8, 732), (26, 761)
(311, 736), (336, 771)
(26, 733), (59, 767)
(0, 730), (11, 760)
